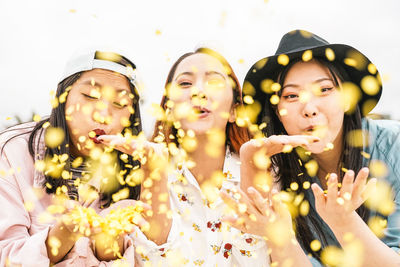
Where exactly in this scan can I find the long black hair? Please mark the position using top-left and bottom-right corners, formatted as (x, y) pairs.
(1, 54), (142, 206)
(262, 58), (370, 259)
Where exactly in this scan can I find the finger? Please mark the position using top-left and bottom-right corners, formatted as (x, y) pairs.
(97, 135), (124, 145)
(311, 183), (325, 209)
(221, 190), (256, 217)
(352, 167), (369, 199)
(326, 173), (339, 206)
(134, 200), (152, 212)
(361, 177), (377, 201)
(236, 187), (261, 215)
(98, 135), (134, 153)
(220, 191), (241, 212)
(340, 170), (355, 200)
(247, 187), (270, 215)
(221, 215), (248, 233)
(270, 189), (288, 217)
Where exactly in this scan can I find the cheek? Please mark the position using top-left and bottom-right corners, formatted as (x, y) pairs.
(210, 89), (233, 111)
(277, 103), (301, 134)
(110, 110), (132, 133)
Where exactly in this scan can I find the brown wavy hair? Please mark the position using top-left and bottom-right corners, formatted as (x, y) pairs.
(151, 47), (250, 154)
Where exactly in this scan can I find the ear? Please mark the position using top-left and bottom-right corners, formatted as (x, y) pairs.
(228, 103), (238, 123)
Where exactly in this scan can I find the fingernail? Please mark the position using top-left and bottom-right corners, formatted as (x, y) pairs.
(247, 187), (256, 194)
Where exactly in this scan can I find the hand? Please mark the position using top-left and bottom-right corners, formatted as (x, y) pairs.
(98, 135), (167, 160)
(98, 199), (150, 231)
(311, 167), (377, 228)
(240, 135), (320, 166)
(220, 186), (294, 247)
(240, 135), (319, 196)
(91, 199), (151, 260)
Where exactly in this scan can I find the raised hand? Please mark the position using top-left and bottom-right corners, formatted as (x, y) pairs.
(240, 135), (319, 197)
(221, 186), (294, 247)
(240, 135), (320, 166)
(98, 135), (166, 159)
(311, 167), (377, 227)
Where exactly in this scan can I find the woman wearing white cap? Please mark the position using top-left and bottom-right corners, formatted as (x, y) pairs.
(222, 30), (400, 266)
(0, 51), (167, 266)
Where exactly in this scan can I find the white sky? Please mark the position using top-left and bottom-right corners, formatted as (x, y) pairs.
(1, 0), (399, 134)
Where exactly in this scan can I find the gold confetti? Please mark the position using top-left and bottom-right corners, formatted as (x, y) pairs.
(302, 50), (313, 62)
(325, 48), (335, 61)
(33, 114), (41, 122)
(310, 239), (321, 251)
(305, 160), (318, 177)
(45, 127), (65, 148)
(369, 160), (388, 178)
(277, 54), (289, 66)
(270, 95), (280, 105)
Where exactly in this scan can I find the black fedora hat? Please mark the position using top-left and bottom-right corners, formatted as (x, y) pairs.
(242, 29), (382, 125)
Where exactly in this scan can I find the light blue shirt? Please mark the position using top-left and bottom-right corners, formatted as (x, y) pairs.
(306, 118), (400, 266)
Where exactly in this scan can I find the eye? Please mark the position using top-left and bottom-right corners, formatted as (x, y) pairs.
(320, 87), (333, 93)
(113, 102), (126, 109)
(82, 93), (99, 100)
(178, 81), (192, 88)
(282, 94), (298, 100)
(113, 98), (129, 109)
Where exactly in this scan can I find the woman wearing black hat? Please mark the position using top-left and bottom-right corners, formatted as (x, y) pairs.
(221, 30), (400, 266)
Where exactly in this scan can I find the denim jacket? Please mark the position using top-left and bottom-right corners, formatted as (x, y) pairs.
(306, 118), (400, 266)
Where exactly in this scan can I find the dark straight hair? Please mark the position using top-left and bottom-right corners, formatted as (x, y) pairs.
(262, 58), (370, 260)
(1, 55), (142, 206)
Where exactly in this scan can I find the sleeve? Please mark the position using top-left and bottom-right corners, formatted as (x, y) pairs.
(377, 126), (400, 252)
(54, 235), (137, 267)
(0, 152), (51, 267)
(129, 224), (179, 266)
(381, 187), (400, 252)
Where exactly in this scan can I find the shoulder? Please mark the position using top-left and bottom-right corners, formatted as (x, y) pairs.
(363, 118), (400, 187)
(363, 118), (400, 156)
(0, 122), (37, 147)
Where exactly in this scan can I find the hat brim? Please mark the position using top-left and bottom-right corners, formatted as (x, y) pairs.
(244, 44), (382, 125)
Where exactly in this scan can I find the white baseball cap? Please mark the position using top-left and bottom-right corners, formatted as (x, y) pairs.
(61, 50), (139, 91)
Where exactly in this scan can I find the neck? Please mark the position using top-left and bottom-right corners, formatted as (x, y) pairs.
(186, 134), (227, 186)
(313, 131), (343, 190)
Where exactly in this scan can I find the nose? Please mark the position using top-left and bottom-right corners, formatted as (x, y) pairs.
(93, 101), (113, 124)
(302, 100), (319, 118)
(191, 85), (208, 101)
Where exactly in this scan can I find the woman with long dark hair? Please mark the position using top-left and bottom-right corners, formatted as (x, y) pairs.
(0, 50), (148, 266)
(130, 48), (269, 266)
(222, 30), (400, 266)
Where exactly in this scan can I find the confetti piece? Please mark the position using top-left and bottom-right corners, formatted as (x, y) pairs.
(270, 95), (279, 105)
(310, 240), (321, 251)
(302, 50), (313, 62)
(45, 127), (65, 148)
(277, 54), (289, 66)
(305, 160), (318, 177)
(325, 48), (335, 61)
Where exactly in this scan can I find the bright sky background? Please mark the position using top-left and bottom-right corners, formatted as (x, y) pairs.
(1, 0), (399, 135)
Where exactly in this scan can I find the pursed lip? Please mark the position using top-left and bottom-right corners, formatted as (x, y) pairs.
(89, 128), (106, 144)
(193, 106), (211, 118)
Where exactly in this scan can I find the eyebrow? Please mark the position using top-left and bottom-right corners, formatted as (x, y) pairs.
(282, 77), (334, 90)
(174, 71), (226, 81)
